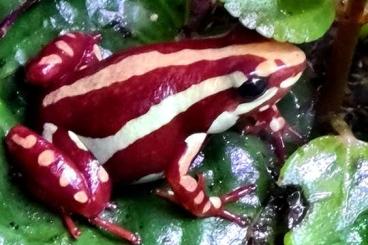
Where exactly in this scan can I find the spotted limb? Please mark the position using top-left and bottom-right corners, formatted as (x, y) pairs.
(156, 133), (256, 225)
(5, 125), (141, 245)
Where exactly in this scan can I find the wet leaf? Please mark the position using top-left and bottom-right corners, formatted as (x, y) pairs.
(0, 0), (186, 80)
(221, 0), (335, 43)
(279, 135), (368, 244)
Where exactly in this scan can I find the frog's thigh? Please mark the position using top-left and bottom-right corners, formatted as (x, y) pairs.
(163, 133), (208, 207)
(169, 133), (207, 180)
(159, 132), (254, 223)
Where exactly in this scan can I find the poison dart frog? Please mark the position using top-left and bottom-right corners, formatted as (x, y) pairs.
(5, 29), (306, 244)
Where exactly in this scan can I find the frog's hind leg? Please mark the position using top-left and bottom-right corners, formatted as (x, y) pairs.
(26, 32), (102, 87)
(6, 124), (140, 244)
(156, 133), (255, 226)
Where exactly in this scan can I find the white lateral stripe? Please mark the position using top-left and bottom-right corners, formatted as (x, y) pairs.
(78, 72), (246, 164)
(235, 87), (278, 115)
(280, 72), (302, 88)
(207, 111), (238, 134)
(208, 86), (281, 134)
(43, 42), (305, 107)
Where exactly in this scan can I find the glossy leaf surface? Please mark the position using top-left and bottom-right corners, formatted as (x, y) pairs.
(279, 136), (368, 244)
(221, 0), (335, 43)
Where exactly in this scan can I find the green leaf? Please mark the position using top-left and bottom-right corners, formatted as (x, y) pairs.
(221, 0), (335, 43)
(279, 135), (368, 244)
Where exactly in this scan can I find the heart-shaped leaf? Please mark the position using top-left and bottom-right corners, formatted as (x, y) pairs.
(279, 135), (368, 244)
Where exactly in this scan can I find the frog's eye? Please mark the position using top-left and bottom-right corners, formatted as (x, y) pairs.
(238, 76), (267, 99)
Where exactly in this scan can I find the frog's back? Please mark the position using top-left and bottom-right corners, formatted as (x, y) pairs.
(40, 30), (270, 137)
(40, 30), (304, 182)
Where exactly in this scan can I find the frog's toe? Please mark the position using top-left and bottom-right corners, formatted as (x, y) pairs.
(155, 186), (178, 204)
(204, 184), (256, 226)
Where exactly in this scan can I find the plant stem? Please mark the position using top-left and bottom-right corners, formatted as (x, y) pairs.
(330, 114), (358, 145)
(0, 0), (40, 38)
(317, 0), (367, 120)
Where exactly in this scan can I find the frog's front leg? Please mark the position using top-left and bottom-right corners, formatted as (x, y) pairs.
(5, 125), (141, 245)
(26, 32), (102, 87)
(157, 133), (255, 226)
(243, 105), (303, 161)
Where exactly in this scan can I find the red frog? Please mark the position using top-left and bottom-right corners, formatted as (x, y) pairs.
(5, 29), (306, 244)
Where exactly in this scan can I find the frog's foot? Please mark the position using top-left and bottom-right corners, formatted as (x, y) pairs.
(243, 105), (303, 161)
(157, 174), (254, 226)
(90, 217), (141, 245)
(159, 133), (255, 226)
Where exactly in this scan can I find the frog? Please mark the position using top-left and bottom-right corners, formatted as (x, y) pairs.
(5, 29), (306, 244)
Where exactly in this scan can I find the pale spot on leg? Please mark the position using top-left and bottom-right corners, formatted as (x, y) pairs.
(209, 196), (222, 209)
(59, 170), (69, 187)
(93, 44), (102, 61)
(12, 134), (37, 149)
(38, 150), (55, 166)
(179, 176), (197, 192)
(194, 191), (205, 204)
(59, 166), (77, 187)
(74, 191), (88, 203)
(55, 40), (74, 56)
(98, 166), (109, 183)
(39, 54), (62, 66)
(269, 117), (286, 132)
(202, 201), (211, 213)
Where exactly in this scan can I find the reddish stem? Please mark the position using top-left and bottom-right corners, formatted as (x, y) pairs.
(0, 0), (40, 38)
(90, 217), (141, 245)
(317, 0), (367, 119)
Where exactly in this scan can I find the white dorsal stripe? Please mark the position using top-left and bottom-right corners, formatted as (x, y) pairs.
(78, 72), (246, 164)
(43, 42), (305, 107)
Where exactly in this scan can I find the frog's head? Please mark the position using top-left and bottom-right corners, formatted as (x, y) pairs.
(232, 40), (306, 117)
(207, 39), (306, 134)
